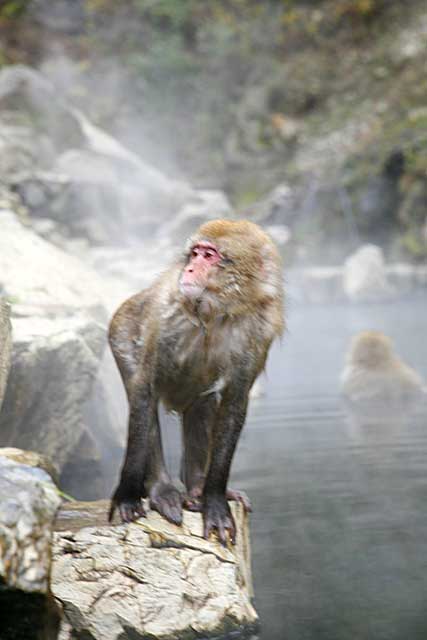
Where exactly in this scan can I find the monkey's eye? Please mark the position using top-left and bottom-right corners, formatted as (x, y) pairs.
(190, 245), (221, 263)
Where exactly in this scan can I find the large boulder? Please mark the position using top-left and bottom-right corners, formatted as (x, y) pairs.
(343, 244), (393, 302)
(0, 209), (127, 499)
(0, 314), (113, 499)
(0, 299), (12, 410)
(0, 455), (61, 640)
(158, 189), (233, 245)
(52, 500), (258, 640)
(0, 209), (108, 315)
(0, 65), (199, 245)
(0, 447), (58, 483)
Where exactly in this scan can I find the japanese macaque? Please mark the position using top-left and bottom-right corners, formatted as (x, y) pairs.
(340, 331), (425, 424)
(108, 219), (284, 544)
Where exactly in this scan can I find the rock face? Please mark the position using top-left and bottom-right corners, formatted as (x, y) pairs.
(0, 65), (230, 249)
(0, 447), (58, 483)
(52, 500), (258, 640)
(0, 210), (109, 315)
(0, 299), (12, 410)
(0, 314), (117, 500)
(0, 455), (61, 640)
(0, 209), (127, 500)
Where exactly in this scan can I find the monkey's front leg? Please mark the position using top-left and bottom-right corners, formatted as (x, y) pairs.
(109, 384), (182, 525)
(109, 386), (154, 523)
(202, 386), (249, 545)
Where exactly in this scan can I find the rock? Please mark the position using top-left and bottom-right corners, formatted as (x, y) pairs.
(290, 267), (344, 304)
(0, 447), (58, 483)
(0, 208), (129, 500)
(0, 65), (200, 245)
(158, 190), (233, 245)
(343, 244), (393, 302)
(0, 210), (107, 317)
(355, 151), (404, 239)
(0, 455), (61, 640)
(0, 299), (12, 410)
(52, 500), (258, 640)
(288, 262), (427, 305)
(269, 113), (301, 141)
(0, 314), (118, 500)
(0, 65), (83, 176)
(265, 224), (291, 247)
(251, 182), (299, 228)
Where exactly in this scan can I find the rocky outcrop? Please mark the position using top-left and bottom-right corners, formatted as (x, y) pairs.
(52, 500), (258, 640)
(0, 65), (232, 250)
(0, 209), (112, 315)
(0, 447), (58, 483)
(0, 299), (12, 410)
(343, 245), (392, 302)
(0, 455), (61, 640)
(0, 314), (117, 500)
(0, 210), (127, 500)
(288, 262), (427, 304)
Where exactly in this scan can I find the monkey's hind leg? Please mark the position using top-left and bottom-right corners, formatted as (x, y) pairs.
(181, 395), (215, 511)
(181, 395), (252, 513)
(146, 410), (183, 526)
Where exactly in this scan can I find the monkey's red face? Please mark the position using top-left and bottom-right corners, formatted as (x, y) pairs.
(180, 242), (222, 299)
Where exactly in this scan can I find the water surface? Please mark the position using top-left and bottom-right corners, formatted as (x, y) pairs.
(233, 295), (427, 640)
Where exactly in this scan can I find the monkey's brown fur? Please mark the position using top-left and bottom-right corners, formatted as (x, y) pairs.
(341, 330), (424, 420)
(108, 219), (284, 544)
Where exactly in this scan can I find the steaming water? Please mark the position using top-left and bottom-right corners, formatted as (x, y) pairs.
(158, 293), (427, 640)
(231, 294), (427, 640)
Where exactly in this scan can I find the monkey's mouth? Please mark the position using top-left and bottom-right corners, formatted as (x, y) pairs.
(179, 282), (205, 300)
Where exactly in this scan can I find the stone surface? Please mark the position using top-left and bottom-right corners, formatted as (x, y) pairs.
(0, 447), (58, 484)
(0, 298), (12, 411)
(343, 244), (392, 302)
(52, 500), (258, 640)
(288, 262), (427, 304)
(0, 314), (119, 500)
(159, 189), (233, 245)
(0, 208), (128, 500)
(289, 267), (344, 304)
(0, 455), (61, 639)
(0, 210), (108, 316)
(0, 65), (204, 246)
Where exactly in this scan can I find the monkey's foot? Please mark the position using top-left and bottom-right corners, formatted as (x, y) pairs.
(203, 494), (236, 546)
(108, 493), (146, 524)
(226, 488), (252, 512)
(184, 487), (252, 513)
(183, 486), (203, 512)
(150, 482), (183, 526)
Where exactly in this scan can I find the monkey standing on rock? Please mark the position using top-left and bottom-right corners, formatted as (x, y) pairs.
(108, 219), (284, 544)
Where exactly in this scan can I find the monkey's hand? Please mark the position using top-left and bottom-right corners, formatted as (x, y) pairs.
(203, 494), (236, 546)
(108, 484), (146, 523)
(149, 482), (183, 526)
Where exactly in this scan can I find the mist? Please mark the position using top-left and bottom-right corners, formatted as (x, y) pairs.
(1, 1), (427, 639)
